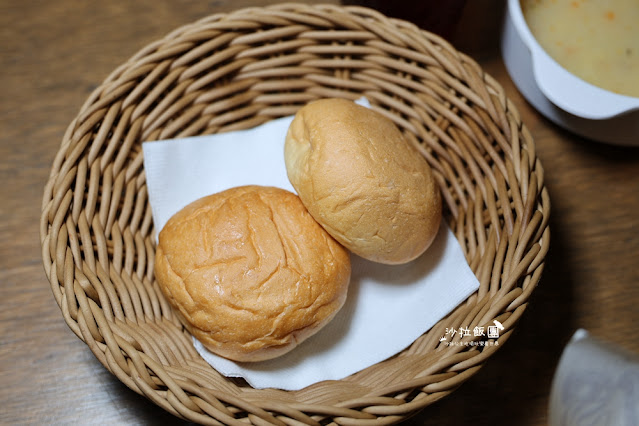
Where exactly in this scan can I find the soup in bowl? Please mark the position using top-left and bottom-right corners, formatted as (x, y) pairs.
(501, 0), (639, 145)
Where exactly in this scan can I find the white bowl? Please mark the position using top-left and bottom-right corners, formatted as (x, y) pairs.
(501, 0), (639, 146)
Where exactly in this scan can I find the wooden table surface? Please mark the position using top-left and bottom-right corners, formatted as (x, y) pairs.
(2, 1), (638, 424)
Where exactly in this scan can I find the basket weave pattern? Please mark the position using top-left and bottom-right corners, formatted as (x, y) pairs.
(40, 4), (550, 424)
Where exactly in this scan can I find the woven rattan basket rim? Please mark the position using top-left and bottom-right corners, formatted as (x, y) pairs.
(40, 3), (550, 424)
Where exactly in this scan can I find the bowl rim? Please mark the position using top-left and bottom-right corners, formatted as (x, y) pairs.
(508, 0), (639, 120)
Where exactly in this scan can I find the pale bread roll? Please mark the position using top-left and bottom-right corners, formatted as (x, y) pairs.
(154, 185), (351, 362)
(285, 98), (442, 265)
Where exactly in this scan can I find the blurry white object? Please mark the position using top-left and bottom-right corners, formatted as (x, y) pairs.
(501, 0), (639, 146)
(549, 329), (639, 426)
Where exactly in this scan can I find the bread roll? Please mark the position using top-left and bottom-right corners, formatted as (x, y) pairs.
(154, 185), (351, 362)
(285, 98), (441, 265)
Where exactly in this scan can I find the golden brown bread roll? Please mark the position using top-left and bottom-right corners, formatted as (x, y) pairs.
(284, 98), (442, 265)
(154, 185), (351, 362)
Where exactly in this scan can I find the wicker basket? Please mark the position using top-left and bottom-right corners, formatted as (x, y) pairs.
(40, 3), (550, 424)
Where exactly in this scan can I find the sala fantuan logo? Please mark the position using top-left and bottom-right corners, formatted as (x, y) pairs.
(440, 320), (504, 347)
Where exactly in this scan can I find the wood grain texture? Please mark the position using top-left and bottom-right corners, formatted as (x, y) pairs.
(1, 0), (637, 425)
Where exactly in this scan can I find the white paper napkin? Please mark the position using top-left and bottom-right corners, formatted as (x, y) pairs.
(142, 99), (480, 390)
